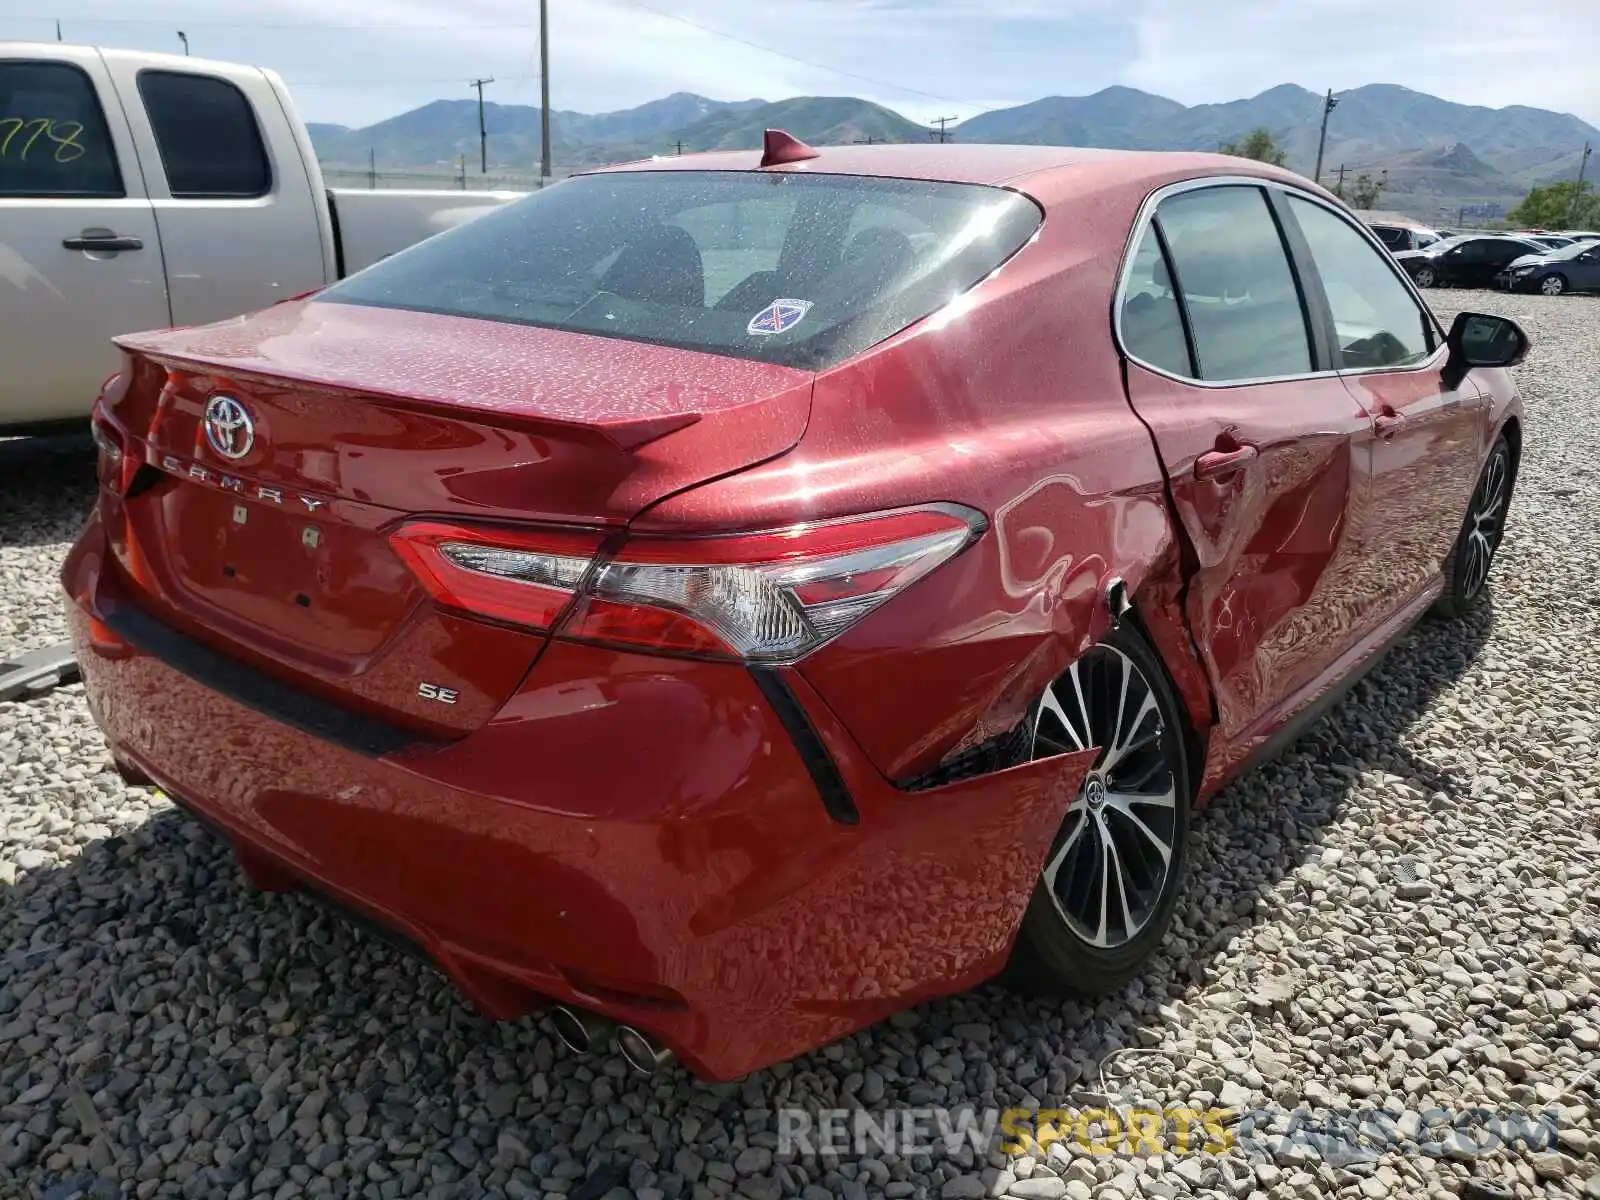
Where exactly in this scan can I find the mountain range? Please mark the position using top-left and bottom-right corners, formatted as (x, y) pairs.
(308, 83), (1599, 217)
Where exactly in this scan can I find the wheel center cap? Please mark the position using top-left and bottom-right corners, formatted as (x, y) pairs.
(1085, 776), (1108, 811)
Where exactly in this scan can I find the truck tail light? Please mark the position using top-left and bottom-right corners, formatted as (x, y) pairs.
(390, 505), (984, 663)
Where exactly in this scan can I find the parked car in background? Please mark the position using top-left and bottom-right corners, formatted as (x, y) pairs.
(1368, 221), (1442, 252)
(0, 43), (520, 435)
(1516, 234), (1575, 249)
(1394, 234), (1551, 288)
(1496, 239), (1600, 294)
(66, 140), (1527, 1079)
(1558, 230), (1600, 242)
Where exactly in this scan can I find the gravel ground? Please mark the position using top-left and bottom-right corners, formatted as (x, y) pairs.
(2, 292), (1598, 1200)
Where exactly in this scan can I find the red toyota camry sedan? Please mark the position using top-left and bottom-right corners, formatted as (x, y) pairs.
(65, 136), (1526, 1080)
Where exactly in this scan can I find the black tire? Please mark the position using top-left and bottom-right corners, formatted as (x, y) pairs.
(1434, 435), (1512, 618)
(1413, 265), (1438, 288)
(1006, 622), (1193, 996)
(1540, 274), (1568, 296)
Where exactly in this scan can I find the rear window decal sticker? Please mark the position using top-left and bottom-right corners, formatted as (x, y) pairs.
(747, 299), (814, 336)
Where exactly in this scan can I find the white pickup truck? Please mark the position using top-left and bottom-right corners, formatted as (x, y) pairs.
(0, 43), (521, 433)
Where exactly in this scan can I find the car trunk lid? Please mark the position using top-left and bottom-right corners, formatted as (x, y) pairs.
(102, 299), (813, 738)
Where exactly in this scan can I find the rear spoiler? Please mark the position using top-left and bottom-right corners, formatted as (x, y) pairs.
(111, 339), (703, 452)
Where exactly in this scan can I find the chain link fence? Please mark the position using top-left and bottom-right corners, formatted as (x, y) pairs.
(321, 166), (567, 192)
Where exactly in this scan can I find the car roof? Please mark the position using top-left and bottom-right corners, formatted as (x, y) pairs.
(582, 142), (1314, 206)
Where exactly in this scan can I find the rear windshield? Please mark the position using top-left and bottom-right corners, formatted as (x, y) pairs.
(318, 170), (1042, 371)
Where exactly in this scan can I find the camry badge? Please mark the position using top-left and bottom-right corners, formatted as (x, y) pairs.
(203, 395), (254, 461)
(159, 454), (330, 514)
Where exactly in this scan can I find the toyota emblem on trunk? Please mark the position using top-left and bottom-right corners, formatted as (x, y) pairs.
(203, 396), (255, 460)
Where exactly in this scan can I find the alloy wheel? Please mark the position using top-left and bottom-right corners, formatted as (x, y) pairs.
(1031, 645), (1178, 949)
(1541, 275), (1566, 296)
(1414, 266), (1437, 287)
(1460, 447), (1509, 599)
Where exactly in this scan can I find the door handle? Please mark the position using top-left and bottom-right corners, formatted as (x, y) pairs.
(1374, 411), (1405, 440)
(1194, 444), (1259, 479)
(63, 234), (144, 253)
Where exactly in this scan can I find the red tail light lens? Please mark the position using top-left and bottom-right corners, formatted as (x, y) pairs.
(90, 379), (139, 495)
(389, 522), (603, 631)
(390, 505), (984, 663)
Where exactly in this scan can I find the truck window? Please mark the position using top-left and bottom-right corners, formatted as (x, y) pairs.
(136, 70), (270, 198)
(0, 61), (123, 198)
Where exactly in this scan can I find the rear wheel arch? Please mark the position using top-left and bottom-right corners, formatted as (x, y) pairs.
(1114, 596), (1208, 805)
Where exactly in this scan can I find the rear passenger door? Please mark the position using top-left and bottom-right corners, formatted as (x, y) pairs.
(1280, 193), (1484, 618)
(1118, 182), (1375, 751)
(98, 51), (327, 326)
(0, 49), (167, 427)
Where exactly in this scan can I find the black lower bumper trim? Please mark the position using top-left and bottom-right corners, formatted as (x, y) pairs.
(100, 599), (430, 758)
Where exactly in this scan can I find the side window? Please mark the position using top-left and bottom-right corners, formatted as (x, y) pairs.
(1155, 186), (1312, 382)
(1374, 226), (1403, 249)
(1119, 224), (1193, 377)
(1457, 240), (1490, 262)
(1286, 196), (1433, 370)
(670, 197), (797, 306)
(0, 61), (122, 198)
(136, 71), (270, 198)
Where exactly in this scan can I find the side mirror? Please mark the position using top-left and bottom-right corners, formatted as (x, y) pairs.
(1442, 312), (1529, 390)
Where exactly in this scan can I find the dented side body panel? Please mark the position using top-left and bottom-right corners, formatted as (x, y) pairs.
(637, 170), (1212, 784)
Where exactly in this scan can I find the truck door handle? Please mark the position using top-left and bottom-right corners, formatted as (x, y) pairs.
(1194, 444), (1259, 479)
(1374, 409), (1405, 440)
(63, 234), (144, 253)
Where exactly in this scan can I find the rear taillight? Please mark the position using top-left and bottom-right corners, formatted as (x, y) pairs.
(389, 505), (984, 663)
(388, 522), (604, 631)
(91, 376), (137, 494)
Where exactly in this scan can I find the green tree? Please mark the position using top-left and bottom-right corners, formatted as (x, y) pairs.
(1218, 127), (1287, 167)
(1507, 179), (1600, 228)
(1347, 170), (1388, 210)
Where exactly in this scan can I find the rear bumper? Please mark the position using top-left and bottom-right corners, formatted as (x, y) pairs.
(64, 512), (1090, 1079)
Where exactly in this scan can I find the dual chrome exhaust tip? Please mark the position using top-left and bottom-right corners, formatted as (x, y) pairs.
(549, 1005), (674, 1075)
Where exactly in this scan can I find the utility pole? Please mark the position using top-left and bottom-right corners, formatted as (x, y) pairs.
(538, 0), (552, 181)
(177, 30), (189, 55)
(368, 147), (376, 189)
(56, 19), (62, 41)
(1312, 88), (1339, 185)
(1571, 142), (1593, 226)
(458, 155), (466, 189)
(929, 116), (956, 144)
(470, 77), (494, 175)
(674, 140), (683, 156)
(1333, 163), (1347, 198)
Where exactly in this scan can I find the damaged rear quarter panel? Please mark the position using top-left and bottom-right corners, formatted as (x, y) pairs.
(636, 196), (1214, 782)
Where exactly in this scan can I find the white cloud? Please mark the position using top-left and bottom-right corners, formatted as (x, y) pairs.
(9, 0), (1599, 129)
(1125, 0), (1600, 125)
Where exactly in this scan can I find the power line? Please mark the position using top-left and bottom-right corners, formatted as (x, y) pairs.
(34, 4), (959, 105)
(607, 0), (958, 104)
(29, 15), (548, 30)
(287, 74), (538, 89)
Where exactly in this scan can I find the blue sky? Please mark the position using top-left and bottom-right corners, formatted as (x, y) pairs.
(7, 0), (1600, 131)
